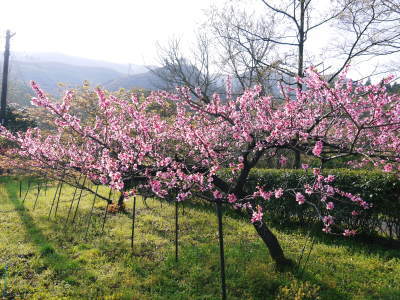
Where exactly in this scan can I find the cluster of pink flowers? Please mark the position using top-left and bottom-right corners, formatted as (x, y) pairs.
(227, 194), (237, 203)
(274, 188), (284, 199)
(251, 205), (263, 223)
(312, 141), (323, 157)
(0, 67), (398, 238)
(295, 192), (306, 205)
(279, 155), (288, 166)
(343, 229), (357, 236)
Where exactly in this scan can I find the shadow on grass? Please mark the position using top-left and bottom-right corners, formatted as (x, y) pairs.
(133, 199), (349, 298)
(156, 196), (400, 260)
(269, 220), (400, 260)
(2, 178), (93, 283)
(2, 177), (394, 299)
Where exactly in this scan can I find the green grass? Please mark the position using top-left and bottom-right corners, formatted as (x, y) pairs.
(0, 176), (399, 299)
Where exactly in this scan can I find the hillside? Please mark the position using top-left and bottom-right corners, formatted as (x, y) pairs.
(9, 61), (123, 95)
(103, 68), (164, 91)
(1, 52), (154, 105)
(1, 79), (34, 106)
(1, 52), (288, 106)
(13, 52), (148, 75)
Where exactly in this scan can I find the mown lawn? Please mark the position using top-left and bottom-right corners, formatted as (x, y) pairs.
(0, 176), (399, 299)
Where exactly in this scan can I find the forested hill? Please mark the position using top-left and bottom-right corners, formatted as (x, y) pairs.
(1, 52), (153, 106)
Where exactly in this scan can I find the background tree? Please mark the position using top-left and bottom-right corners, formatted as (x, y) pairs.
(151, 36), (222, 103)
(4, 104), (36, 132)
(208, 0), (400, 83)
(154, 0), (400, 168)
(0, 104), (36, 174)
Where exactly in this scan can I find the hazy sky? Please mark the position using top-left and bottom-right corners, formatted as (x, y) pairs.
(0, 0), (221, 65)
(0, 0), (396, 81)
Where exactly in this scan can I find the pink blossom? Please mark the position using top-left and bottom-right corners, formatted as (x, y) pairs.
(274, 188), (284, 199)
(123, 189), (137, 198)
(177, 191), (191, 202)
(301, 163), (309, 170)
(1, 67), (396, 244)
(312, 140), (323, 157)
(326, 202), (334, 210)
(325, 175), (335, 183)
(323, 215), (334, 225)
(213, 190), (223, 199)
(343, 229), (357, 236)
(325, 185), (335, 196)
(317, 175), (324, 183)
(227, 194), (237, 203)
(295, 192), (305, 205)
(111, 181), (124, 191)
(251, 205), (263, 223)
(313, 168), (321, 176)
(383, 164), (393, 172)
(322, 226), (331, 233)
(100, 176), (108, 184)
(304, 184), (313, 195)
(279, 155), (288, 166)
(255, 187), (273, 201)
(150, 180), (162, 194)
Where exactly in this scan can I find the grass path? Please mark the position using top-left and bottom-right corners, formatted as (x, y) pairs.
(0, 176), (399, 299)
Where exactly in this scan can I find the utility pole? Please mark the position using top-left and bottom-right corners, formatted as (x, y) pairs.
(1, 30), (16, 126)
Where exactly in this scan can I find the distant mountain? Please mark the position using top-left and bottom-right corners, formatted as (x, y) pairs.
(103, 68), (164, 91)
(2, 79), (34, 106)
(13, 52), (149, 75)
(1, 52), (155, 105)
(102, 66), (285, 96)
(1, 52), (289, 108)
(9, 60), (124, 95)
(104, 65), (225, 93)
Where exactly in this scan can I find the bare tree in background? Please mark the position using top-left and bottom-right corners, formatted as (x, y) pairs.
(155, 0), (400, 91)
(153, 0), (400, 167)
(208, 6), (279, 95)
(329, 0), (400, 80)
(204, 0), (354, 167)
(151, 35), (222, 103)
(217, 0), (400, 82)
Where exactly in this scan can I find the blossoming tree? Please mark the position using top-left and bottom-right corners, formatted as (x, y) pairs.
(1, 68), (399, 266)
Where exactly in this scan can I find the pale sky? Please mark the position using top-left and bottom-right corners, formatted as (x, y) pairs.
(0, 0), (221, 65)
(0, 0), (397, 81)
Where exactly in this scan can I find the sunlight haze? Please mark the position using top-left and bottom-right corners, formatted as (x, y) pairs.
(0, 0), (220, 65)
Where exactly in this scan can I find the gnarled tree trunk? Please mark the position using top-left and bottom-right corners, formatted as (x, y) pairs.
(253, 221), (292, 267)
(247, 209), (293, 268)
(117, 193), (125, 212)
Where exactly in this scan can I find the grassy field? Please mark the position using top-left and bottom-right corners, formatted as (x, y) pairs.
(0, 176), (399, 299)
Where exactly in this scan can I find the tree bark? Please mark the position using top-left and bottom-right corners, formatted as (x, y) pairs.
(294, 149), (301, 169)
(214, 174), (293, 268)
(251, 215), (293, 268)
(117, 193), (125, 212)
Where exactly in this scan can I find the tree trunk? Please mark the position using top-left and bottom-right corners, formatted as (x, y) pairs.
(117, 193), (126, 212)
(294, 149), (301, 169)
(251, 217), (293, 268)
(214, 173), (293, 268)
